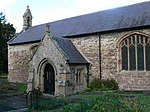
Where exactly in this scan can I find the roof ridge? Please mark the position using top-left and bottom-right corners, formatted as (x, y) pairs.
(47, 1), (150, 24)
(30, 1), (150, 28)
(9, 1), (150, 45)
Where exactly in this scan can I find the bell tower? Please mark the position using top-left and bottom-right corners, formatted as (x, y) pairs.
(23, 6), (32, 30)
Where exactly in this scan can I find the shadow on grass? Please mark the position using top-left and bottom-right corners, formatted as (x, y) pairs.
(0, 81), (27, 97)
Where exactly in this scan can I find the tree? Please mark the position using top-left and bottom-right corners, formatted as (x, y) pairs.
(0, 12), (16, 73)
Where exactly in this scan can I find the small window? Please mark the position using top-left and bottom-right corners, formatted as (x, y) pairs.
(75, 68), (84, 84)
(27, 17), (30, 27)
(76, 70), (81, 83)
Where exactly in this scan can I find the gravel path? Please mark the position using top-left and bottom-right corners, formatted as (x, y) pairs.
(0, 95), (27, 112)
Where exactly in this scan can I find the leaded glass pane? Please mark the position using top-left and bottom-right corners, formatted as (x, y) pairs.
(141, 36), (143, 44)
(125, 40), (127, 45)
(129, 38), (131, 45)
(133, 36), (135, 44)
(122, 46), (128, 70)
(129, 45), (136, 70)
(137, 44), (144, 70)
(137, 36), (139, 44)
(146, 44), (150, 70)
(145, 38), (148, 44)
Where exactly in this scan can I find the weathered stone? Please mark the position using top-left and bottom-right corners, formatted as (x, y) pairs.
(8, 43), (38, 83)
(27, 33), (87, 96)
(8, 28), (150, 92)
(71, 29), (150, 90)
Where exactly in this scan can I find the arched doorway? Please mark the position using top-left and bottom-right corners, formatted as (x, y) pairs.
(43, 63), (55, 95)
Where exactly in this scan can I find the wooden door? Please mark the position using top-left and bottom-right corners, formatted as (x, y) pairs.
(43, 64), (55, 95)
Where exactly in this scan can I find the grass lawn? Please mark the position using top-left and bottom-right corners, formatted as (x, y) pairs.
(29, 91), (150, 112)
(0, 72), (27, 97)
(0, 72), (7, 77)
(0, 81), (27, 97)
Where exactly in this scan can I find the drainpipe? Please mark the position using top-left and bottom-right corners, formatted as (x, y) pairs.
(98, 33), (102, 81)
(64, 80), (66, 97)
(86, 64), (90, 87)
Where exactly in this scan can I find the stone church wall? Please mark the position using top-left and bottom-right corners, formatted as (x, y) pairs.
(8, 29), (150, 90)
(71, 29), (150, 90)
(71, 35), (99, 81)
(8, 43), (38, 83)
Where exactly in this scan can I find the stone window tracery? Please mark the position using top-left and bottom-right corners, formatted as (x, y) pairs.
(120, 33), (150, 71)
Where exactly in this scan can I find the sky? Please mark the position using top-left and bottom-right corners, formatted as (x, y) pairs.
(0, 0), (149, 32)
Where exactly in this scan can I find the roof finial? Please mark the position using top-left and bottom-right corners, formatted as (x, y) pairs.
(27, 6), (29, 9)
(46, 23), (50, 33)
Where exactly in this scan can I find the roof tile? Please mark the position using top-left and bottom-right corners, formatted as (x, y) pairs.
(9, 2), (150, 45)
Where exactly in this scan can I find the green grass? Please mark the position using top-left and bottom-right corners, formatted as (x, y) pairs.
(29, 91), (150, 112)
(17, 83), (27, 93)
(140, 95), (150, 112)
(64, 92), (150, 112)
(28, 97), (68, 111)
(0, 72), (7, 77)
(87, 78), (119, 91)
(0, 81), (27, 96)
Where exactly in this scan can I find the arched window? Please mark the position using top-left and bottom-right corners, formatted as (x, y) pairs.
(120, 33), (150, 71)
(75, 68), (84, 84)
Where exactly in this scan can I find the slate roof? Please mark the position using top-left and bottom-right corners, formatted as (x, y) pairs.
(53, 37), (88, 64)
(9, 1), (150, 45)
(8, 1), (150, 64)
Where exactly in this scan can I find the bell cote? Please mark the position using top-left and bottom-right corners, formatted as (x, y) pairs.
(23, 6), (32, 30)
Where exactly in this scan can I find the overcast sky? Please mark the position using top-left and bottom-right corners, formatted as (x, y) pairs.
(0, 0), (149, 32)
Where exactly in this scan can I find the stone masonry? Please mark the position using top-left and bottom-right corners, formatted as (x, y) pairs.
(28, 33), (87, 96)
(71, 35), (99, 81)
(71, 29), (150, 90)
(8, 29), (150, 90)
(8, 43), (39, 83)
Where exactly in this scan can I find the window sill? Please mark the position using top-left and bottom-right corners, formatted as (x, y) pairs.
(119, 70), (150, 74)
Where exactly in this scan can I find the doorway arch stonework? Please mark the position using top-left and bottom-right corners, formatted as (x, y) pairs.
(38, 58), (57, 95)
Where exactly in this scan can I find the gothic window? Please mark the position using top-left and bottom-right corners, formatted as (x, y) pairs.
(76, 70), (81, 83)
(120, 34), (150, 71)
(75, 68), (84, 84)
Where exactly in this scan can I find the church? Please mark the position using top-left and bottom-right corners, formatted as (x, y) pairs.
(8, 2), (150, 96)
